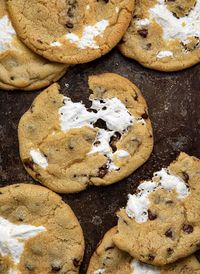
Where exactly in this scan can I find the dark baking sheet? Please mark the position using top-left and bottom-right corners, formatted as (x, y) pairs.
(0, 49), (200, 273)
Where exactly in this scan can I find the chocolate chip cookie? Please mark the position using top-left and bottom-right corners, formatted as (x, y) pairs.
(0, 183), (84, 273)
(18, 73), (153, 193)
(113, 152), (200, 265)
(119, 0), (200, 71)
(7, 0), (134, 64)
(0, 0), (68, 91)
(87, 227), (200, 274)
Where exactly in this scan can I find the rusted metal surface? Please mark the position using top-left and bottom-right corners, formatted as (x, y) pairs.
(0, 49), (200, 273)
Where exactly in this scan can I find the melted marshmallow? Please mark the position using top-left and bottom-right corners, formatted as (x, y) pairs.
(0, 15), (16, 52)
(93, 269), (105, 274)
(66, 20), (109, 49)
(0, 217), (46, 272)
(59, 97), (132, 170)
(51, 41), (61, 47)
(9, 270), (18, 274)
(131, 260), (160, 274)
(150, 0), (200, 43)
(157, 50), (173, 58)
(88, 130), (130, 171)
(114, 150), (130, 158)
(136, 18), (150, 28)
(126, 168), (189, 223)
(30, 149), (48, 169)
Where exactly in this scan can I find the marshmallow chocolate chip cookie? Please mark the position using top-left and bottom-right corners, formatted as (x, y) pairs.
(113, 152), (200, 266)
(7, 0), (134, 64)
(18, 73), (153, 193)
(0, 184), (84, 274)
(0, 0), (67, 91)
(119, 0), (200, 71)
(87, 227), (200, 274)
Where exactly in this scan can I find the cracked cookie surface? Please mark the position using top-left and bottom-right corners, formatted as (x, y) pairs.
(87, 227), (200, 274)
(7, 0), (134, 64)
(0, 0), (68, 91)
(113, 152), (200, 266)
(119, 0), (200, 71)
(18, 73), (153, 193)
(0, 184), (84, 274)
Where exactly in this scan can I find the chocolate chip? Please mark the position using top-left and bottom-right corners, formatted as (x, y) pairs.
(66, 22), (74, 28)
(167, 248), (174, 255)
(182, 172), (189, 183)
(67, 7), (74, 17)
(137, 29), (148, 38)
(23, 159), (34, 171)
(148, 254), (155, 261)
(148, 210), (157, 220)
(109, 132), (121, 152)
(87, 108), (98, 113)
(133, 92), (138, 101)
(165, 200), (173, 204)
(105, 246), (115, 251)
(146, 43), (152, 49)
(183, 224), (193, 234)
(98, 164), (108, 178)
(97, 0), (109, 3)
(93, 119), (107, 130)
(51, 262), (62, 272)
(165, 228), (174, 239)
(73, 259), (80, 267)
(35, 173), (41, 179)
(94, 141), (101, 146)
(123, 219), (128, 225)
(37, 39), (43, 44)
(141, 112), (149, 119)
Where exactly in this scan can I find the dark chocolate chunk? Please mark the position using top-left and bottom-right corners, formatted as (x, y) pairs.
(73, 258), (80, 267)
(23, 159), (34, 171)
(167, 248), (174, 256)
(141, 112), (149, 119)
(146, 43), (152, 49)
(133, 92), (138, 101)
(94, 141), (101, 146)
(137, 29), (148, 38)
(93, 119), (107, 130)
(165, 200), (174, 204)
(98, 164), (108, 178)
(148, 254), (155, 261)
(109, 132), (121, 152)
(87, 108), (98, 113)
(165, 228), (174, 239)
(182, 171), (189, 183)
(66, 22), (74, 28)
(51, 262), (62, 272)
(183, 224), (193, 234)
(148, 209), (157, 220)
